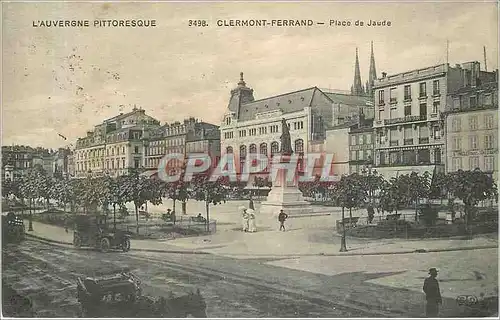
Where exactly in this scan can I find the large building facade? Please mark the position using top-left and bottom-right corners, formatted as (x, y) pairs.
(371, 61), (496, 179)
(444, 77), (498, 180)
(220, 73), (373, 182)
(143, 118), (220, 177)
(74, 107), (161, 178)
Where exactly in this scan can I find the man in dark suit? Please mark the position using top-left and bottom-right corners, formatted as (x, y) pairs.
(278, 210), (288, 231)
(423, 268), (442, 317)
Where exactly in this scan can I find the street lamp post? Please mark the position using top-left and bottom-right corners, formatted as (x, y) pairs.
(340, 206), (347, 252)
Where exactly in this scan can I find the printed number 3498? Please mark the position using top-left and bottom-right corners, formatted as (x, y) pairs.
(189, 20), (208, 27)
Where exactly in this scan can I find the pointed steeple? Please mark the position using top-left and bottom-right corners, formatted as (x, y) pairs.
(351, 48), (364, 96)
(367, 41), (378, 96)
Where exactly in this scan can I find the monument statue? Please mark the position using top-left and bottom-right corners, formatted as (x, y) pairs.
(280, 118), (293, 156)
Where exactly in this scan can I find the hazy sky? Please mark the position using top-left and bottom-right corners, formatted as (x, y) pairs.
(2, 1), (498, 149)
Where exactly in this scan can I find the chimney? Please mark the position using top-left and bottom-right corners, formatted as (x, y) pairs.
(382, 72), (387, 78)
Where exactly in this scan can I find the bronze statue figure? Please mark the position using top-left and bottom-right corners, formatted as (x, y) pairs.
(280, 118), (293, 156)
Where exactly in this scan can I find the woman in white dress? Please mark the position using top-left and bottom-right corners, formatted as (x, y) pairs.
(247, 209), (257, 232)
(239, 206), (249, 232)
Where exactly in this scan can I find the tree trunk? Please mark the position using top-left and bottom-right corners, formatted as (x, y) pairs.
(182, 200), (187, 215)
(135, 203), (139, 234)
(113, 204), (116, 231)
(46, 198), (50, 210)
(28, 198), (34, 231)
(173, 199), (176, 213)
(205, 201), (210, 233)
(414, 198), (418, 222)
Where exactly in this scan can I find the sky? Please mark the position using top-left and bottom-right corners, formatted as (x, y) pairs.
(2, 1), (498, 149)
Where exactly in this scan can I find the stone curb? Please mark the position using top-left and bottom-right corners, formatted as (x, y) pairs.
(25, 233), (497, 258)
(25, 233), (209, 255)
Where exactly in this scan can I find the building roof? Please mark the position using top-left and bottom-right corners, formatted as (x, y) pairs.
(103, 107), (144, 123)
(449, 81), (498, 96)
(323, 91), (373, 106)
(237, 87), (319, 122)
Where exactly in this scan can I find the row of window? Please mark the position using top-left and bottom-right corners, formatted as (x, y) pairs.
(451, 155), (496, 172)
(350, 134), (373, 146)
(77, 146), (140, 160)
(350, 149), (373, 161)
(377, 101), (439, 121)
(451, 134), (495, 151)
(378, 80), (440, 105)
(225, 122), (305, 140)
(226, 139), (304, 157)
(452, 93), (494, 109)
(146, 146), (184, 156)
(76, 158), (141, 171)
(450, 114), (495, 132)
(377, 125), (441, 144)
(379, 148), (441, 166)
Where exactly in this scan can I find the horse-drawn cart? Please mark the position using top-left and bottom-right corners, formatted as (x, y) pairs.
(76, 269), (207, 318)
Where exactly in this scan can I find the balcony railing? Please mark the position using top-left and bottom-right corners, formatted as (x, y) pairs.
(419, 93), (427, 99)
(419, 137), (430, 144)
(389, 140), (399, 146)
(384, 114), (427, 125)
(390, 98), (397, 104)
(404, 138), (414, 145)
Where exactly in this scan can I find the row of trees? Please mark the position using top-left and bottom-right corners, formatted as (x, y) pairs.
(2, 166), (229, 233)
(3, 165), (497, 235)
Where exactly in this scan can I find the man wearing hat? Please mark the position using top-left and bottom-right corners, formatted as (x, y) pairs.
(423, 268), (442, 317)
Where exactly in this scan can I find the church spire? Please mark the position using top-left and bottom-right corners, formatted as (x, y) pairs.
(351, 47), (364, 96)
(367, 41), (378, 96)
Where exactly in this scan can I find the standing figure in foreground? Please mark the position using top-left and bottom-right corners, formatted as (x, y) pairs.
(247, 209), (257, 232)
(278, 209), (288, 232)
(239, 206), (249, 232)
(423, 268), (442, 317)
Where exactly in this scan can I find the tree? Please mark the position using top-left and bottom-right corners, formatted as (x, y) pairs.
(332, 173), (367, 252)
(19, 168), (47, 231)
(51, 176), (74, 213)
(189, 174), (228, 232)
(166, 179), (189, 215)
(447, 169), (498, 230)
(379, 177), (406, 215)
(360, 170), (385, 206)
(102, 175), (124, 230)
(406, 172), (431, 221)
(120, 171), (164, 234)
(429, 171), (448, 204)
(78, 176), (107, 214)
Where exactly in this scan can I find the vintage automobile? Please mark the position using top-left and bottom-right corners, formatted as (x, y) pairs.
(2, 212), (25, 244)
(73, 214), (131, 252)
(76, 269), (207, 317)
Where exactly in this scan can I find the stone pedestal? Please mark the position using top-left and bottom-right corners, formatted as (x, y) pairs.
(259, 155), (313, 217)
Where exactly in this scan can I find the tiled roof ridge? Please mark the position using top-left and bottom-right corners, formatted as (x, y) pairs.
(241, 86), (319, 106)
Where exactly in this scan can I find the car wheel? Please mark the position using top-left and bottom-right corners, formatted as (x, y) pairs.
(100, 238), (110, 253)
(74, 235), (82, 248)
(122, 238), (130, 252)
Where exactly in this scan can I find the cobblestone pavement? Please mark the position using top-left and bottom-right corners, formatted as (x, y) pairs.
(3, 239), (496, 318)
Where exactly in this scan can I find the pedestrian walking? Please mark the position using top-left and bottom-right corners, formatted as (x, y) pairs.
(248, 197), (255, 210)
(247, 209), (257, 232)
(278, 209), (288, 231)
(423, 268), (442, 317)
(239, 206), (249, 232)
